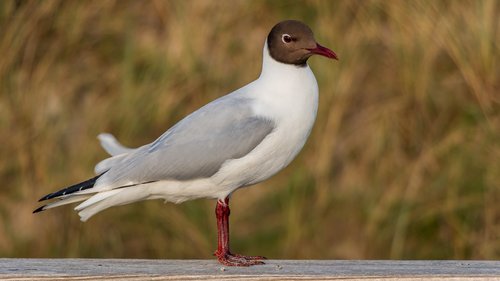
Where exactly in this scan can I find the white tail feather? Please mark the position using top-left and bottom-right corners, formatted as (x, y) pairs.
(94, 133), (136, 175)
(75, 189), (122, 211)
(41, 195), (92, 211)
(76, 186), (150, 221)
(94, 153), (127, 175)
(97, 133), (135, 156)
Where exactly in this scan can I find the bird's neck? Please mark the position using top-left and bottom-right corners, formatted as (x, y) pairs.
(251, 41), (318, 122)
(259, 41), (312, 81)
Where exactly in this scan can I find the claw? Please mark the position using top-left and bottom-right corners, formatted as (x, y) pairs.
(216, 252), (266, 266)
(231, 253), (267, 261)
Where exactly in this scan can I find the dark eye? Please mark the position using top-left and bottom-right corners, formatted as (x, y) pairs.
(282, 34), (292, 43)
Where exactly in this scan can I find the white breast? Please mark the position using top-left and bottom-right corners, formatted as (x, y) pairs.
(211, 44), (319, 192)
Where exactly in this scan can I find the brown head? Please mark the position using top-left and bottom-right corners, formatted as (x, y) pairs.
(267, 20), (338, 66)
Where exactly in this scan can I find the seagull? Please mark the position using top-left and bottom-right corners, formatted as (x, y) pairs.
(34, 19), (338, 266)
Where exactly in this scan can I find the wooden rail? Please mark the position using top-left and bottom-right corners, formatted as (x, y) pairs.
(1, 259), (499, 280)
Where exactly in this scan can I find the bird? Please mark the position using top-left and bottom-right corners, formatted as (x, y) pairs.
(34, 19), (338, 266)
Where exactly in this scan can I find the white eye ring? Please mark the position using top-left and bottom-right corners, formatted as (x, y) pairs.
(282, 34), (292, 43)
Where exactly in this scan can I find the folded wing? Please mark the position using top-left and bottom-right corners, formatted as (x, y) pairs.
(94, 94), (275, 190)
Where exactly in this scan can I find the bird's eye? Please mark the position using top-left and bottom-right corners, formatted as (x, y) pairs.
(282, 34), (292, 43)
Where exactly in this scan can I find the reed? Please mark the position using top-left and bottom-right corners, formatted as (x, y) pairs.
(0, 0), (498, 259)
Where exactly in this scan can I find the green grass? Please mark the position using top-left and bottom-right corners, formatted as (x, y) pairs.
(0, 0), (498, 259)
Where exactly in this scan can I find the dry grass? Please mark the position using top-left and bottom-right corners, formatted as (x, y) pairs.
(0, 0), (498, 259)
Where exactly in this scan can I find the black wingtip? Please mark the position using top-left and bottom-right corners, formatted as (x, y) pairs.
(38, 194), (53, 202)
(33, 205), (46, 213)
(37, 173), (105, 202)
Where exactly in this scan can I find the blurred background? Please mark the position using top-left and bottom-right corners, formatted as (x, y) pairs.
(0, 0), (498, 260)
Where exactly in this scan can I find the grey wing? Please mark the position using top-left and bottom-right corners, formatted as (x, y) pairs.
(98, 95), (275, 188)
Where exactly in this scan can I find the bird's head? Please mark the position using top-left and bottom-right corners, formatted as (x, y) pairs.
(267, 20), (338, 66)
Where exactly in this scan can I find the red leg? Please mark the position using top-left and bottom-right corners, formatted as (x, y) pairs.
(213, 197), (266, 266)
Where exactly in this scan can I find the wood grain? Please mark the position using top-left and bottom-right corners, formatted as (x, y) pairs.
(1, 259), (499, 280)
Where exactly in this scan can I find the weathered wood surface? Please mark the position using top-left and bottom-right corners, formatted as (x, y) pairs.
(1, 259), (499, 280)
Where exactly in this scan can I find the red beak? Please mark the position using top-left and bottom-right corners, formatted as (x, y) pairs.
(307, 43), (338, 60)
